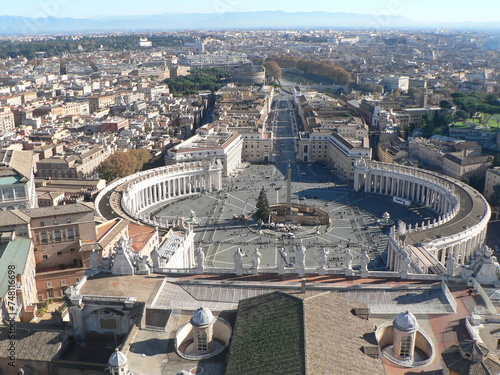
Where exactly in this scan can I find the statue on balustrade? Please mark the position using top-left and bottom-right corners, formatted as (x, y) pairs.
(360, 250), (370, 273)
(89, 249), (99, 271)
(150, 246), (160, 268)
(195, 247), (205, 273)
(400, 250), (411, 275)
(278, 247), (288, 275)
(233, 248), (245, 276)
(345, 249), (353, 271)
(296, 240), (307, 276)
(251, 248), (262, 274)
(446, 255), (456, 276)
(317, 247), (328, 275)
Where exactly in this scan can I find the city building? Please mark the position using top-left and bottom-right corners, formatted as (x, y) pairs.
(0, 234), (37, 323)
(0, 107), (15, 134)
(298, 130), (372, 179)
(0, 150), (37, 211)
(382, 75), (410, 92)
(165, 126), (243, 176)
(36, 145), (112, 179)
(485, 167), (500, 204)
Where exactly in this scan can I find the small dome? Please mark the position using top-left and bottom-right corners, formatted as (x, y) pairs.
(108, 349), (128, 367)
(394, 311), (418, 331)
(191, 307), (215, 327)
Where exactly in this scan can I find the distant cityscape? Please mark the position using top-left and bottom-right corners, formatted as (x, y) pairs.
(0, 19), (500, 375)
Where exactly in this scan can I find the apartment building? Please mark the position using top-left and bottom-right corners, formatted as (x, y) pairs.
(36, 145), (112, 179)
(0, 107), (15, 134)
(88, 94), (115, 113)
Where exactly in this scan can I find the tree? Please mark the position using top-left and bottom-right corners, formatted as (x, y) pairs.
(262, 60), (282, 82)
(97, 149), (152, 182)
(255, 187), (270, 222)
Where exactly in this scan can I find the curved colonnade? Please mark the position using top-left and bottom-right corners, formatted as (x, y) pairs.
(95, 161), (223, 229)
(354, 160), (491, 274)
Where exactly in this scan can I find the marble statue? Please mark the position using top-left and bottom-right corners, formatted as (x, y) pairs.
(473, 245), (500, 285)
(446, 255), (456, 276)
(150, 246), (160, 268)
(397, 220), (406, 235)
(89, 249), (99, 271)
(317, 247), (328, 275)
(400, 251), (411, 275)
(195, 247), (205, 273)
(233, 248), (245, 276)
(251, 248), (262, 274)
(296, 240), (307, 276)
(111, 237), (134, 276)
(136, 255), (150, 275)
(360, 250), (370, 273)
(345, 249), (353, 271)
(100, 257), (112, 271)
(278, 247), (288, 275)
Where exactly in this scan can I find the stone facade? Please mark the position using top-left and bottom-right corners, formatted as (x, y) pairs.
(354, 160), (490, 274)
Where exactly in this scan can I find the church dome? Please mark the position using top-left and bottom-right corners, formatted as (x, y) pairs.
(108, 349), (128, 367)
(191, 307), (215, 327)
(393, 311), (419, 332)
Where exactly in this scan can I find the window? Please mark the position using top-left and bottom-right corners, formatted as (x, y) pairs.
(75, 278), (80, 283)
(55, 230), (61, 241)
(42, 255), (48, 260)
(57, 251), (62, 256)
(70, 248), (75, 252)
(54, 220), (58, 225)
(67, 218), (71, 223)
(61, 280), (66, 286)
(40, 221), (45, 227)
(196, 330), (208, 352)
(100, 318), (118, 330)
(67, 228), (74, 239)
(400, 336), (412, 357)
(46, 281), (52, 288)
(41, 231), (47, 243)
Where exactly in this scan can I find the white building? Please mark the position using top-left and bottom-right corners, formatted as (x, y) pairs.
(165, 126), (243, 176)
(382, 75), (410, 92)
(298, 130), (372, 179)
(0, 150), (37, 211)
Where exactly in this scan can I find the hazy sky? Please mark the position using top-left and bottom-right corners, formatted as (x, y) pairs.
(3, 0), (500, 23)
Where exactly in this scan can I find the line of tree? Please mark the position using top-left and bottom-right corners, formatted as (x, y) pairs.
(451, 92), (500, 125)
(265, 55), (351, 85)
(262, 60), (283, 82)
(0, 34), (191, 60)
(97, 149), (152, 183)
(164, 68), (231, 95)
(255, 187), (270, 222)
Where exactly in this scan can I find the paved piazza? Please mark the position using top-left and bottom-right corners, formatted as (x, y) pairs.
(155, 162), (439, 271)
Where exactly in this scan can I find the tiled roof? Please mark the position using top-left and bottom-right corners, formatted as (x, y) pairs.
(0, 237), (32, 296)
(0, 327), (68, 362)
(20, 202), (94, 218)
(226, 291), (306, 375)
(0, 210), (31, 226)
(442, 340), (500, 375)
(304, 292), (385, 375)
(226, 291), (384, 375)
